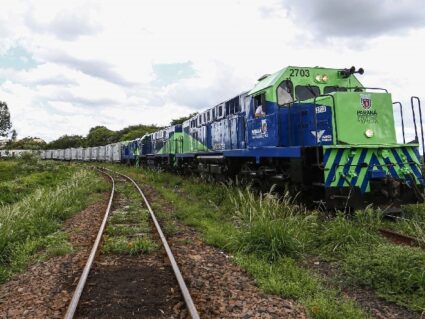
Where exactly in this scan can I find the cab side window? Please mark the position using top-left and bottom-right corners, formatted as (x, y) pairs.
(277, 80), (293, 106)
(253, 93), (266, 117)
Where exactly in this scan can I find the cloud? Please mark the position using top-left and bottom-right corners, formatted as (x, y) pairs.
(281, 0), (425, 38)
(49, 90), (117, 107)
(166, 62), (250, 110)
(25, 4), (101, 41)
(45, 51), (136, 87)
(31, 75), (77, 87)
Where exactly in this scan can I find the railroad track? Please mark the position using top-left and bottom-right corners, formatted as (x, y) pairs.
(378, 228), (423, 248)
(64, 167), (199, 319)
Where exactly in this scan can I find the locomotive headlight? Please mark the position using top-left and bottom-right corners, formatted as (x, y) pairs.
(365, 129), (374, 138)
(315, 74), (329, 83)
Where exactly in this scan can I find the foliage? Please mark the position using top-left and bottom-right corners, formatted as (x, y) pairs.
(0, 101), (12, 137)
(170, 112), (198, 126)
(230, 188), (316, 261)
(43, 123), (160, 149)
(86, 126), (117, 146)
(0, 168), (109, 282)
(118, 124), (159, 141)
(316, 211), (382, 256)
(5, 136), (46, 150)
(0, 158), (74, 205)
(45, 134), (86, 149)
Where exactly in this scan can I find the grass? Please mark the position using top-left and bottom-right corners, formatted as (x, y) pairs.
(103, 236), (158, 255)
(0, 157), (78, 205)
(101, 176), (158, 255)
(382, 203), (425, 246)
(104, 165), (369, 318)
(0, 167), (109, 283)
(100, 164), (425, 317)
(343, 243), (425, 311)
(236, 254), (366, 319)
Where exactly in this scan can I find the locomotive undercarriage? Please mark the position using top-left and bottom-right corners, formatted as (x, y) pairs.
(141, 146), (423, 211)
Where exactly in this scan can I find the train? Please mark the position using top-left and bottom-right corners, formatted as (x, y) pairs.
(39, 65), (424, 211)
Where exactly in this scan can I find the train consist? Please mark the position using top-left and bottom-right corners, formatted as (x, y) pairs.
(41, 65), (424, 210)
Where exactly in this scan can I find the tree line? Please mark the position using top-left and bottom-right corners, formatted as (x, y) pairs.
(0, 99), (197, 150)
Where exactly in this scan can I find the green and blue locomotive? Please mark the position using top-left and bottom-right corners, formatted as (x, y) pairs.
(126, 65), (424, 210)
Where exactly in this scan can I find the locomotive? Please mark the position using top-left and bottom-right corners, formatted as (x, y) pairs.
(46, 66), (425, 211)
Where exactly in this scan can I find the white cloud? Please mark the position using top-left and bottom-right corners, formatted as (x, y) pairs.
(0, 0), (424, 142)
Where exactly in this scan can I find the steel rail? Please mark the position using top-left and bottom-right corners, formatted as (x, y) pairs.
(64, 169), (115, 319)
(103, 167), (200, 319)
(379, 228), (422, 248)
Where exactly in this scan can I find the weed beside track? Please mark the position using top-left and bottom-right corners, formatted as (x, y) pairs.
(0, 159), (109, 283)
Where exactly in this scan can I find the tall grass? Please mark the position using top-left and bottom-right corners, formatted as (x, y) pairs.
(0, 169), (108, 282)
(230, 187), (317, 261)
(0, 158), (74, 205)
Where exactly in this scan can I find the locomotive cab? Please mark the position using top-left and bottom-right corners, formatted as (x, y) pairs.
(247, 66), (424, 210)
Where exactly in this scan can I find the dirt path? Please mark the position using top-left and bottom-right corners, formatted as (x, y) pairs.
(0, 193), (109, 319)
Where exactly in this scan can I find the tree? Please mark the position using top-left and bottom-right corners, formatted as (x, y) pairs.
(6, 137), (46, 150)
(0, 101), (12, 137)
(45, 135), (86, 149)
(10, 129), (17, 141)
(170, 112), (198, 126)
(86, 126), (117, 146)
(117, 124), (159, 141)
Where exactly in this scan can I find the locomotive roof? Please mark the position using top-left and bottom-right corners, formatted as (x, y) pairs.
(248, 66), (362, 96)
(248, 67), (288, 95)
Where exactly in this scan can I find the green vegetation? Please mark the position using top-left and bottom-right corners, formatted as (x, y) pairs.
(384, 203), (425, 246)
(0, 101), (12, 137)
(0, 160), (109, 283)
(102, 178), (158, 255)
(4, 136), (46, 150)
(344, 244), (425, 309)
(104, 164), (425, 317)
(44, 124), (160, 149)
(0, 156), (77, 205)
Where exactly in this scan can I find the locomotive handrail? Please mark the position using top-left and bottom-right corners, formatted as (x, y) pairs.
(313, 94), (336, 170)
(411, 96), (425, 162)
(393, 102), (406, 144)
(344, 86), (388, 93)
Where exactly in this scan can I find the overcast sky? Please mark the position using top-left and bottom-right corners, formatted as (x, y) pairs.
(1, 0), (425, 142)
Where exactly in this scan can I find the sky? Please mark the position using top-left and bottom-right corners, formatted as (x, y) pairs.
(0, 0), (425, 142)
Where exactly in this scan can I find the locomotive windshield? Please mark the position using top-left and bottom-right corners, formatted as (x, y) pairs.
(324, 86), (348, 94)
(277, 80), (293, 105)
(295, 85), (320, 101)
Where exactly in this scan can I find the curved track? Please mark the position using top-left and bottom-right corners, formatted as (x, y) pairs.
(64, 167), (200, 319)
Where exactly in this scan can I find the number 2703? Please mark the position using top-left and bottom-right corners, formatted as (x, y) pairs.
(289, 68), (310, 77)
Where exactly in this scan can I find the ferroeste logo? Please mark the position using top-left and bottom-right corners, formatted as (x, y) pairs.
(360, 94), (372, 110)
